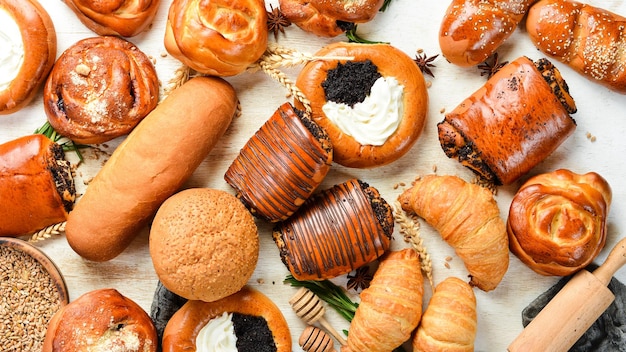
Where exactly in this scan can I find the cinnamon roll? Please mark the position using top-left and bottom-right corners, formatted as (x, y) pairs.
(507, 169), (612, 276)
(0, 0), (56, 115)
(44, 36), (159, 145)
(164, 0), (268, 76)
(63, 0), (162, 37)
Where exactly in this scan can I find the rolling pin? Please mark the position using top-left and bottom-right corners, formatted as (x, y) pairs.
(508, 236), (626, 352)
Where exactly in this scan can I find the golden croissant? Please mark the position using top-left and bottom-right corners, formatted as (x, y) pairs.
(398, 174), (509, 291)
(341, 248), (423, 352)
(412, 277), (477, 352)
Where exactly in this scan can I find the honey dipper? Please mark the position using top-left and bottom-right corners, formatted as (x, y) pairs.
(289, 287), (348, 345)
(299, 325), (336, 352)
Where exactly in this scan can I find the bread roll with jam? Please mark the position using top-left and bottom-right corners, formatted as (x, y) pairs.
(526, 0), (626, 94)
(44, 36), (159, 144)
(279, 0), (385, 37)
(295, 42), (428, 168)
(165, 0), (268, 76)
(0, 134), (75, 237)
(43, 289), (157, 352)
(63, 0), (161, 37)
(225, 102), (333, 222)
(162, 286), (292, 352)
(508, 169), (612, 276)
(273, 178), (393, 281)
(0, 0), (56, 115)
(438, 56), (577, 186)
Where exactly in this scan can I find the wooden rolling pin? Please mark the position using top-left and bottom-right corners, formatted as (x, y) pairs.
(508, 236), (626, 352)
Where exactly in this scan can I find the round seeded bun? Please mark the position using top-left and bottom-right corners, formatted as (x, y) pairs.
(149, 188), (259, 302)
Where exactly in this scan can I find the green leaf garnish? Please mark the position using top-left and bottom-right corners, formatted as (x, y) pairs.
(34, 121), (85, 162)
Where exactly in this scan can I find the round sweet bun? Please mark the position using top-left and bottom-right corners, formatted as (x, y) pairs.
(149, 188), (260, 302)
(162, 286), (292, 352)
(63, 0), (161, 37)
(42, 288), (157, 352)
(295, 42), (429, 168)
(164, 0), (268, 76)
(507, 169), (612, 276)
(0, 0), (56, 115)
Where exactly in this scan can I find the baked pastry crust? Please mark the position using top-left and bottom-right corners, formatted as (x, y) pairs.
(279, 0), (384, 37)
(63, 0), (161, 37)
(0, 0), (56, 115)
(438, 56), (577, 185)
(295, 42), (428, 168)
(43, 288), (158, 352)
(164, 0), (268, 76)
(44, 36), (159, 144)
(507, 169), (612, 276)
(225, 102), (333, 222)
(162, 286), (292, 352)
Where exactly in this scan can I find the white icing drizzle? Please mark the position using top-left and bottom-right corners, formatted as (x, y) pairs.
(195, 312), (238, 352)
(0, 8), (24, 91)
(322, 76), (404, 146)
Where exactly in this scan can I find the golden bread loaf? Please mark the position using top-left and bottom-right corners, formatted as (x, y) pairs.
(398, 174), (509, 291)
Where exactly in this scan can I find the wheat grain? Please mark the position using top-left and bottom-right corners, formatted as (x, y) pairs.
(393, 201), (433, 288)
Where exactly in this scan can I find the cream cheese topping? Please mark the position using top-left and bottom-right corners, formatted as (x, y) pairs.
(195, 312), (238, 352)
(322, 76), (404, 146)
(0, 8), (24, 91)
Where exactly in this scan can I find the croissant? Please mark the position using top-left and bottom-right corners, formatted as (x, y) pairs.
(398, 174), (509, 291)
(526, 0), (626, 94)
(507, 169), (612, 276)
(412, 277), (477, 352)
(341, 248), (423, 352)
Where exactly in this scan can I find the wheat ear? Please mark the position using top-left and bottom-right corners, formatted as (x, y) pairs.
(393, 201), (434, 288)
(28, 221), (66, 243)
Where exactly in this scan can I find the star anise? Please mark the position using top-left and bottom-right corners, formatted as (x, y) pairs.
(478, 52), (509, 79)
(346, 266), (373, 292)
(267, 5), (291, 40)
(414, 51), (438, 78)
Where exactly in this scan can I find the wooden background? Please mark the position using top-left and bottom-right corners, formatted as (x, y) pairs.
(2, 0), (626, 350)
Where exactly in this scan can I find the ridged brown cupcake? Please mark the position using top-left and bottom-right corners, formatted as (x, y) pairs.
(225, 102), (333, 222)
(273, 178), (393, 281)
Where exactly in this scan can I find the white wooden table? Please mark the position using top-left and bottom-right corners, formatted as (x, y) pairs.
(3, 0), (626, 351)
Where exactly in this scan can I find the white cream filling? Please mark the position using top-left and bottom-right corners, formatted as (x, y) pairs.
(322, 76), (404, 146)
(195, 312), (238, 352)
(0, 8), (24, 91)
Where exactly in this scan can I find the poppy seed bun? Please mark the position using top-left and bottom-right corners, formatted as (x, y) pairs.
(149, 188), (259, 302)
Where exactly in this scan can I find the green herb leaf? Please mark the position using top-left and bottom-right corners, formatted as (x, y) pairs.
(284, 275), (358, 321)
(344, 25), (389, 44)
(34, 121), (85, 162)
(380, 0), (393, 12)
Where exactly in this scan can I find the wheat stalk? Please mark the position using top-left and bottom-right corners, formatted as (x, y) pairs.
(393, 201), (434, 289)
(28, 221), (66, 243)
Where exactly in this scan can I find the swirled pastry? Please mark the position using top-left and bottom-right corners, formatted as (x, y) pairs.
(225, 102), (333, 222)
(0, 0), (56, 115)
(63, 0), (161, 37)
(279, 0), (385, 37)
(438, 56), (577, 185)
(273, 178), (393, 281)
(507, 169), (612, 276)
(164, 0), (268, 76)
(44, 36), (159, 145)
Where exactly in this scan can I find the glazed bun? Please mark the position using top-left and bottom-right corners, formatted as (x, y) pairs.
(0, 0), (56, 115)
(162, 286), (292, 352)
(44, 36), (159, 144)
(43, 288), (157, 352)
(295, 42), (428, 168)
(507, 169), (612, 276)
(150, 188), (259, 302)
(164, 0), (268, 76)
(63, 0), (161, 37)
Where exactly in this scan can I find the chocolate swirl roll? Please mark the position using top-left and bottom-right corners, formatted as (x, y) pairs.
(44, 36), (159, 145)
(225, 103), (333, 222)
(273, 178), (393, 281)
(63, 0), (161, 37)
(507, 169), (612, 276)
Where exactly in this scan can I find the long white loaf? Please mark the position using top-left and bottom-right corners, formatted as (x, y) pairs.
(65, 76), (238, 261)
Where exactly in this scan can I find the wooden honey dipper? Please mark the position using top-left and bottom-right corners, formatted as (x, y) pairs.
(299, 325), (336, 352)
(289, 287), (348, 345)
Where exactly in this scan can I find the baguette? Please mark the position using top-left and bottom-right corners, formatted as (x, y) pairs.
(65, 76), (237, 261)
(526, 0), (626, 94)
